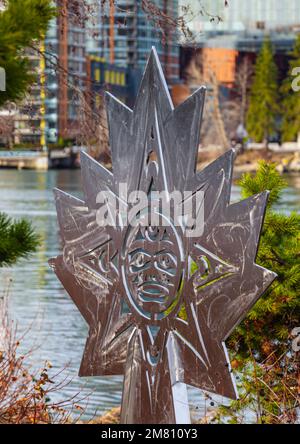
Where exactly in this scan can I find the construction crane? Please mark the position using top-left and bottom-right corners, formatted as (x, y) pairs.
(109, 0), (115, 64)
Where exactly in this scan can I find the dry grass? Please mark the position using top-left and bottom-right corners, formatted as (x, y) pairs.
(87, 407), (121, 424)
(0, 293), (85, 424)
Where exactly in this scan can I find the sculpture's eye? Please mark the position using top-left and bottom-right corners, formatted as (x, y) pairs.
(156, 252), (176, 274)
(130, 250), (151, 272)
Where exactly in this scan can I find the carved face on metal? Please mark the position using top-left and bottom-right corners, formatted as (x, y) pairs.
(122, 225), (183, 322)
(49, 48), (277, 424)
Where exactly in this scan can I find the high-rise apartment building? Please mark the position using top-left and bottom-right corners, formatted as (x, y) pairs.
(13, 50), (43, 145)
(14, 0), (87, 145)
(87, 0), (180, 84)
(182, 0), (300, 35)
(14, 1), (180, 147)
(223, 0), (300, 32)
(45, 0), (86, 144)
(180, 0), (300, 89)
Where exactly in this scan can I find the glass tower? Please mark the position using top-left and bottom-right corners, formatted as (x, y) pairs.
(181, 0), (300, 34)
(87, 0), (180, 84)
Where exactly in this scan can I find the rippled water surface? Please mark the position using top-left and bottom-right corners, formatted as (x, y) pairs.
(0, 168), (299, 420)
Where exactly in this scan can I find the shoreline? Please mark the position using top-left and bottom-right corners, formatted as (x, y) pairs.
(197, 148), (300, 175)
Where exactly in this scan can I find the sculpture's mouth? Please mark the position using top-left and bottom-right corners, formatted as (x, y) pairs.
(123, 224), (183, 319)
(138, 282), (169, 304)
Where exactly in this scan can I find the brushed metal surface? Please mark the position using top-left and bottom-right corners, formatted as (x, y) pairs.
(49, 48), (276, 424)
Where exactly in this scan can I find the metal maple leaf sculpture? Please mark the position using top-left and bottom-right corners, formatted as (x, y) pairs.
(49, 48), (276, 424)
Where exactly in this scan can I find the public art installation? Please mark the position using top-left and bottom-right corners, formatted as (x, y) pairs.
(49, 48), (277, 424)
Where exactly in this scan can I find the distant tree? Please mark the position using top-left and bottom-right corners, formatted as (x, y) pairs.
(184, 53), (230, 150)
(246, 39), (279, 148)
(234, 57), (253, 127)
(221, 57), (253, 147)
(0, 0), (56, 107)
(281, 34), (300, 142)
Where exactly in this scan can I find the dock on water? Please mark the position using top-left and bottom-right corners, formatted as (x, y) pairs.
(0, 151), (48, 170)
(0, 148), (81, 170)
